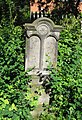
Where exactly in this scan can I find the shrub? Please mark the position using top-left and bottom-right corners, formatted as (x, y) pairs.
(0, 20), (33, 119)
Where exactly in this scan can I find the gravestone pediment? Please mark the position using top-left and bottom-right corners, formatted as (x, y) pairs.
(24, 17), (62, 75)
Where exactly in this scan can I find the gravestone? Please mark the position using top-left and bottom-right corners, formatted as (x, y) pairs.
(24, 17), (62, 118)
(24, 17), (62, 74)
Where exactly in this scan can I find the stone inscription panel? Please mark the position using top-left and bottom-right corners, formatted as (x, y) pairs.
(27, 36), (40, 69)
(43, 36), (56, 69)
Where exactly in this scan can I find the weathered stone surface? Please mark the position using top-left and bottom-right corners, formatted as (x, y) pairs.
(24, 17), (62, 74)
(43, 36), (57, 69)
(25, 36), (40, 70)
(37, 24), (50, 35)
(38, 92), (50, 105)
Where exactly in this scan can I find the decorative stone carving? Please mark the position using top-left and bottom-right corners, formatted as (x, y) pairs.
(37, 24), (50, 35)
(24, 17), (62, 75)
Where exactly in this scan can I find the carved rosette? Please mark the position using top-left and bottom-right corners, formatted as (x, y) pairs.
(37, 24), (50, 35)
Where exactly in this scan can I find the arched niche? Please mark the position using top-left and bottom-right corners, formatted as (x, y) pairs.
(25, 35), (40, 71)
(43, 36), (57, 69)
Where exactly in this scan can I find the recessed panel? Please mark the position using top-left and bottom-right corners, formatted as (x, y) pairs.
(43, 36), (57, 69)
(26, 36), (40, 69)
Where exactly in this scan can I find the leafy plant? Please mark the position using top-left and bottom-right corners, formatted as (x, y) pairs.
(48, 16), (82, 119)
(0, 19), (33, 119)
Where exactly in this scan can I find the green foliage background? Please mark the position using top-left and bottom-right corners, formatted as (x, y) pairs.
(0, 1), (33, 119)
(0, 0), (82, 120)
(0, 21), (33, 120)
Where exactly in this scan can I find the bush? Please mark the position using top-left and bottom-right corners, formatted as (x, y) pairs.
(0, 20), (33, 119)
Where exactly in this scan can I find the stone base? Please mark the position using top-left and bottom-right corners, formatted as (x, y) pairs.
(30, 75), (50, 119)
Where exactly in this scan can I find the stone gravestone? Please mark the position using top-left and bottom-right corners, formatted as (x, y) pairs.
(24, 17), (62, 74)
(24, 17), (62, 118)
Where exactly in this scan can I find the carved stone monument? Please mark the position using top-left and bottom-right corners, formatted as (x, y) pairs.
(24, 17), (62, 118)
(24, 17), (62, 75)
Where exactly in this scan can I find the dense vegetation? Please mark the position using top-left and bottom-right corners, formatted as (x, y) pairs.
(0, 0), (82, 119)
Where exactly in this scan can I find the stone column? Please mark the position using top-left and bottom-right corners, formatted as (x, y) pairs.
(24, 17), (62, 118)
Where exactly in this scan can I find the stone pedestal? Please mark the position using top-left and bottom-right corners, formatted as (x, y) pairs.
(24, 17), (62, 118)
